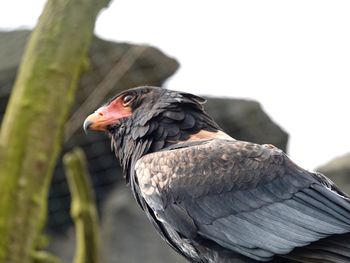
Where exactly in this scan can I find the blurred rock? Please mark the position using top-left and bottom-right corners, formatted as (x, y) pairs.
(46, 228), (76, 263)
(205, 97), (288, 152)
(100, 186), (186, 263)
(0, 30), (29, 73)
(47, 185), (187, 263)
(317, 153), (350, 195)
(0, 30), (178, 91)
(69, 36), (179, 122)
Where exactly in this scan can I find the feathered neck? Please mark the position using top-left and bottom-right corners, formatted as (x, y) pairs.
(109, 93), (220, 183)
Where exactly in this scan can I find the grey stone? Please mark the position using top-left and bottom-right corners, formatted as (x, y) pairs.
(47, 185), (188, 263)
(205, 97), (288, 152)
(46, 228), (76, 263)
(0, 30), (30, 73)
(100, 186), (187, 263)
(317, 153), (350, 195)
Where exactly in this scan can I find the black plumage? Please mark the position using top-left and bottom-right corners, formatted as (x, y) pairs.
(84, 86), (350, 263)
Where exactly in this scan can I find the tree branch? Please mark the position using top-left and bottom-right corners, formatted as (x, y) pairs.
(0, 0), (110, 262)
(63, 148), (100, 263)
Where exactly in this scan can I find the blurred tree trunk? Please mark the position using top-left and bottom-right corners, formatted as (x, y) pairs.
(0, 0), (110, 262)
(64, 148), (100, 263)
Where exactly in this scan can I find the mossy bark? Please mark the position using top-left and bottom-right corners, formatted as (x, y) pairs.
(0, 0), (110, 262)
(63, 148), (100, 263)
(31, 251), (62, 263)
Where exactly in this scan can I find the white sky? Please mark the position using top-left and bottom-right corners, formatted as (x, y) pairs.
(1, 0), (350, 170)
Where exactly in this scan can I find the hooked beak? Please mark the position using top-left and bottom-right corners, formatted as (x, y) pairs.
(83, 104), (131, 133)
(83, 115), (96, 133)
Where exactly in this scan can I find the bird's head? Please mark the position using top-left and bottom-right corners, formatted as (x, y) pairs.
(83, 86), (221, 178)
(83, 86), (216, 136)
(83, 86), (153, 133)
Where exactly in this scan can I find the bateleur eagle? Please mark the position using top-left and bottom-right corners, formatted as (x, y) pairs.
(84, 86), (350, 263)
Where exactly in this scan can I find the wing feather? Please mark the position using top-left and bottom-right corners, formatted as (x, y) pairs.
(135, 139), (350, 261)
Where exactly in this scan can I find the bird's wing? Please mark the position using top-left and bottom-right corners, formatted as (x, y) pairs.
(135, 139), (350, 261)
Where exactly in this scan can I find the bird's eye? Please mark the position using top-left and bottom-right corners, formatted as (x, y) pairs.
(122, 95), (134, 106)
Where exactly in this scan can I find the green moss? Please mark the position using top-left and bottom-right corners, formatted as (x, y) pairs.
(64, 148), (100, 263)
(31, 251), (62, 263)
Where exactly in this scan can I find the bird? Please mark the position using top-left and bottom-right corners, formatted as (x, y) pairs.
(84, 86), (350, 263)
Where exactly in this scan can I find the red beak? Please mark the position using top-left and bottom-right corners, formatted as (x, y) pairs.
(83, 104), (131, 133)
